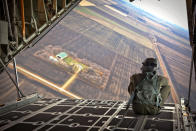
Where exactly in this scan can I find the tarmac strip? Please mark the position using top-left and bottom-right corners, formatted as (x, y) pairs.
(8, 64), (82, 99)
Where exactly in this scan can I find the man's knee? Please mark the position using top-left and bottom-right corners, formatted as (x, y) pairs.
(160, 86), (171, 105)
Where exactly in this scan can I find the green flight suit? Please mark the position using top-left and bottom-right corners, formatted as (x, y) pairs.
(128, 73), (171, 115)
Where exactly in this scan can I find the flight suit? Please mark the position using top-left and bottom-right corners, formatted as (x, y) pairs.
(128, 73), (171, 115)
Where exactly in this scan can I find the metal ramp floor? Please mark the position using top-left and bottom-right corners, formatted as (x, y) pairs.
(0, 95), (191, 131)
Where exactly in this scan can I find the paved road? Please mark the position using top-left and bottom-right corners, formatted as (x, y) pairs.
(8, 64), (82, 99)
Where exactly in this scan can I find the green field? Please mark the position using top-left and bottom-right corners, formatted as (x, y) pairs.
(64, 56), (87, 69)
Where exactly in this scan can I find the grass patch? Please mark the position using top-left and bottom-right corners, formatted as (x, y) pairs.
(64, 57), (87, 69)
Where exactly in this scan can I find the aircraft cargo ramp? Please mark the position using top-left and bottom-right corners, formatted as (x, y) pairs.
(0, 94), (195, 131)
(0, 0), (196, 131)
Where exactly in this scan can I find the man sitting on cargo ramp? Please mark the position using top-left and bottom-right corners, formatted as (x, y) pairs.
(128, 58), (171, 115)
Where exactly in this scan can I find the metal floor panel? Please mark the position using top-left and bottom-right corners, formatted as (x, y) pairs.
(0, 98), (179, 131)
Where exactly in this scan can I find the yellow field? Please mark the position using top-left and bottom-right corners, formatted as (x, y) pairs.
(79, 0), (96, 6)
